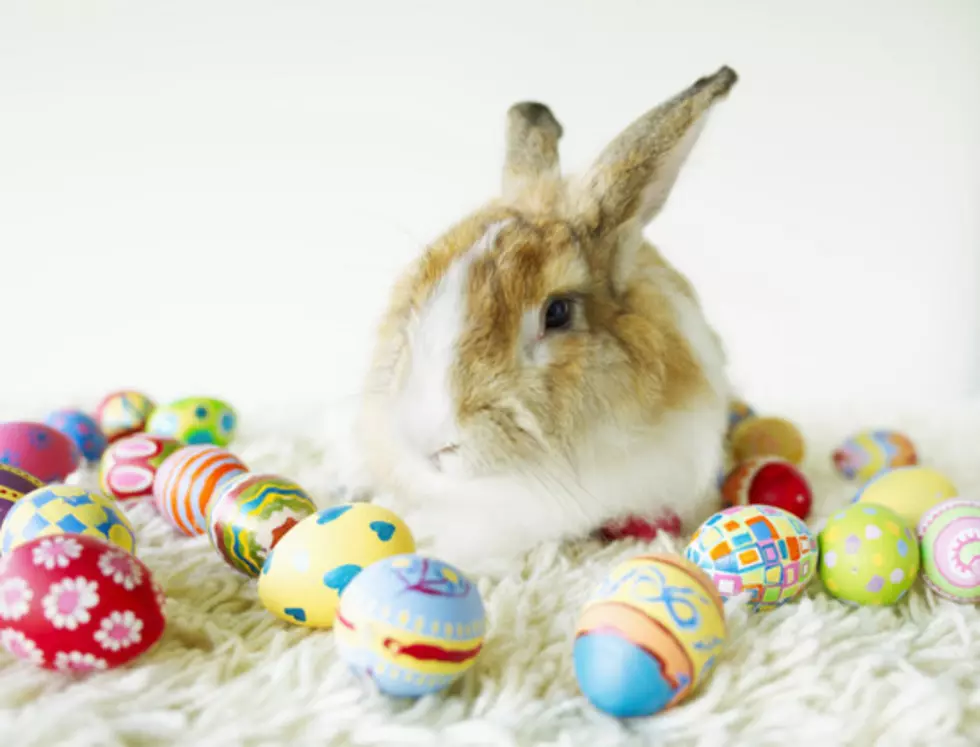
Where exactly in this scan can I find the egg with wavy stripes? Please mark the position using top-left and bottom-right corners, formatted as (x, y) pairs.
(152, 446), (247, 536)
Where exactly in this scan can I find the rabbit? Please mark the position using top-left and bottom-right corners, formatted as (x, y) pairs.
(354, 66), (738, 575)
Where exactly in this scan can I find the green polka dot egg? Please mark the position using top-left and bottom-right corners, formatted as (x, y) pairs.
(818, 504), (919, 606)
(147, 397), (237, 446)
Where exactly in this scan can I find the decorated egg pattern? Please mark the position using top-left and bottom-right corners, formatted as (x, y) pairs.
(917, 499), (980, 604)
(0, 465), (44, 530)
(574, 553), (726, 718)
(818, 504), (919, 606)
(598, 510), (682, 543)
(852, 466), (957, 529)
(258, 503), (415, 629)
(99, 435), (183, 501)
(0, 422), (80, 484)
(207, 473), (317, 576)
(44, 410), (108, 463)
(832, 429), (917, 482)
(730, 417), (805, 465)
(726, 399), (755, 439)
(152, 446), (247, 536)
(95, 391), (156, 443)
(685, 505), (817, 611)
(1, 486), (136, 556)
(336, 554), (485, 697)
(147, 397), (237, 447)
(721, 456), (813, 520)
(0, 535), (165, 672)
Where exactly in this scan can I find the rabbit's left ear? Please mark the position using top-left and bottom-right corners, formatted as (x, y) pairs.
(573, 66), (737, 234)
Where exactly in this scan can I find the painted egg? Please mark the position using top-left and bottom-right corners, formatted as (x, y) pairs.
(917, 499), (980, 603)
(818, 503), (919, 606)
(0, 486), (136, 556)
(147, 397), (238, 447)
(730, 416), (805, 465)
(721, 456), (813, 520)
(685, 505), (817, 612)
(336, 554), (486, 697)
(258, 503), (415, 629)
(574, 553), (726, 718)
(152, 446), (247, 536)
(0, 422), (80, 484)
(94, 391), (156, 443)
(598, 511), (682, 543)
(832, 429), (917, 482)
(0, 465), (44, 530)
(852, 466), (957, 529)
(99, 434), (183, 502)
(207, 473), (317, 576)
(726, 399), (756, 439)
(0, 534), (165, 672)
(44, 410), (108, 463)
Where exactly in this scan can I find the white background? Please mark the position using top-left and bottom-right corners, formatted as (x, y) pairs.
(2, 0), (978, 419)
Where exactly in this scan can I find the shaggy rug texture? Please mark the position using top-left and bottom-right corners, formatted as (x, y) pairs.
(1, 397), (979, 747)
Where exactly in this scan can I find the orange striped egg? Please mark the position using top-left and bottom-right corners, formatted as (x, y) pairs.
(152, 446), (247, 536)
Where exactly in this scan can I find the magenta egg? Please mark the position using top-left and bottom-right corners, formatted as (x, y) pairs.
(0, 422), (80, 484)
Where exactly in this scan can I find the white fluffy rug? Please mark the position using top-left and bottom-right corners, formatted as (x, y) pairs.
(2, 397), (980, 747)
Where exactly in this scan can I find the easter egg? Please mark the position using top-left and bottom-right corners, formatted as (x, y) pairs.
(726, 399), (755, 439)
(598, 510), (682, 543)
(147, 397), (238, 447)
(0, 534), (165, 672)
(832, 429), (917, 482)
(730, 416), (805, 465)
(0, 486), (136, 556)
(721, 456), (813, 520)
(207, 473), (317, 576)
(94, 391), (156, 443)
(335, 554), (486, 697)
(573, 553), (726, 718)
(258, 503), (415, 629)
(818, 503), (919, 606)
(917, 499), (980, 603)
(44, 410), (108, 463)
(99, 434), (183, 502)
(0, 465), (44, 530)
(0, 422), (80, 484)
(152, 446), (247, 536)
(852, 466), (957, 529)
(685, 505), (817, 611)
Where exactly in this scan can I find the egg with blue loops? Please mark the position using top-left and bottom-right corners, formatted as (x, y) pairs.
(257, 502), (415, 628)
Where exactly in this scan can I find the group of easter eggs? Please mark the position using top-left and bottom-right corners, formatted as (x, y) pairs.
(573, 401), (979, 719)
(0, 391), (487, 696)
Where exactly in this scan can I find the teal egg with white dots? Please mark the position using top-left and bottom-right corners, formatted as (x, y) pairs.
(147, 397), (237, 446)
(817, 503), (919, 606)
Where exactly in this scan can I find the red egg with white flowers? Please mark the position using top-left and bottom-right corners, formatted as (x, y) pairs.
(721, 456), (813, 520)
(0, 535), (165, 673)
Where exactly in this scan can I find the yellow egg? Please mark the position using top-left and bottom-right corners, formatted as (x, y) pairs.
(257, 503), (415, 628)
(730, 417), (805, 465)
(852, 466), (957, 529)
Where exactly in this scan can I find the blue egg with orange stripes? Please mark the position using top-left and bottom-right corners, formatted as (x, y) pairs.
(335, 554), (486, 697)
(257, 503), (416, 629)
(0, 485), (136, 556)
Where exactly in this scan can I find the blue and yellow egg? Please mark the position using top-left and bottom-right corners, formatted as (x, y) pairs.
(335, 554), (486, 698)
(574, 553), (727, 718)
(257, 503), (415, 628)
(147, 397), (238, 446)
(833, 429), (917, 482)
(0, 485), (136, 555)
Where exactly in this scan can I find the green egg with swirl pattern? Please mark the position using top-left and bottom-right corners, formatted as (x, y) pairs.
(147, 397), (238, 446)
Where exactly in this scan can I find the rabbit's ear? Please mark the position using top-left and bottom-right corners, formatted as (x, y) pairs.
(501, 102), (563, 209)
(573, 66), (737, 233)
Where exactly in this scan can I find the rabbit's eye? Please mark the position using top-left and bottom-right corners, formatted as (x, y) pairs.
(543, 297), (573, 332)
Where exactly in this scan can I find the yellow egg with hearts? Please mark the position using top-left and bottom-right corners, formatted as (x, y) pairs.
(257, 503), (415, 628)
(852, 466), (957, 529)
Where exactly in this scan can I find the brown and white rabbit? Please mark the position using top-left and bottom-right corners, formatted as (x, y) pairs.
(355, 66), (738, 574)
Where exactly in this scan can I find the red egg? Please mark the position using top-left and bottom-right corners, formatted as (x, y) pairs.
(721, 456), (813, 519)
(0, 535), (165, 673)
(598, 510), (683, 542)
(0, 422), (80, 484)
